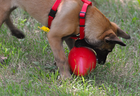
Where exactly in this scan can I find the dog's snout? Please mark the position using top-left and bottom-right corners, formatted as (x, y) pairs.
(96, 53), (107, 65)
(98, 60), (105, 65)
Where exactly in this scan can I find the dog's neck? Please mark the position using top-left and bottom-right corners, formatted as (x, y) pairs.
(84, 6), (112, 44)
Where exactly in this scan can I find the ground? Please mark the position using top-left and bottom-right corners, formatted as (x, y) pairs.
(0, 0), (140, 95)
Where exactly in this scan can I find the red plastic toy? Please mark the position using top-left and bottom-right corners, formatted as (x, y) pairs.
(68, 47), (96, 76)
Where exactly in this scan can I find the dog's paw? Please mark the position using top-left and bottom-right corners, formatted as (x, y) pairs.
(11, 29), (25, 39)
(60, 71), (72, 80)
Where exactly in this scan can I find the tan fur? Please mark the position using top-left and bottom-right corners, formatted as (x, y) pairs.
(0, 0), (130, 79)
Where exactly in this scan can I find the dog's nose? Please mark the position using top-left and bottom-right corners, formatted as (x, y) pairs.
(98, 60), (105, 65)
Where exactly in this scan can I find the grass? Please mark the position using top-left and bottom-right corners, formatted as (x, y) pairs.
(0, 0), (140, 95)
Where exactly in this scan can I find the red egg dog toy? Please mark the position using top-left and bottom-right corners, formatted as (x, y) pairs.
(68, 47), (96, 76)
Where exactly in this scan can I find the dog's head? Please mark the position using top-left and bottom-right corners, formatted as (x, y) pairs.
(90, 27), (130, 64)
(78, 6), (130, 64)
(89, 22), (130, 64)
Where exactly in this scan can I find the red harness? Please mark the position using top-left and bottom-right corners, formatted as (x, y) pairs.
(48, 0), (92, 40)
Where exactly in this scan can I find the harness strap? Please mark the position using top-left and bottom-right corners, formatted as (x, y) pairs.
(81, 0), (92, 6)
(70, 1), (92, 40)
(48, 0), (92, 40)
(48, 0), (62, 28)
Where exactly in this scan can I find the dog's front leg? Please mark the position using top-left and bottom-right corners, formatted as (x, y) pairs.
(47, 33), (71, 79)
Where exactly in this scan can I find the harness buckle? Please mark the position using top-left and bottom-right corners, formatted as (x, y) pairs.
(48, 9), (57, 18)
(79, 11), (86, 19)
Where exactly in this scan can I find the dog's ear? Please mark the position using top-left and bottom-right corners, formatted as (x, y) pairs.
(105, 33), (126, 46)
(117, 28), (130, 39)
(111, 22), (130, 39)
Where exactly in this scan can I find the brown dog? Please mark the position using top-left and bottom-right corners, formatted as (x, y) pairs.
(0, 0), (130, 78)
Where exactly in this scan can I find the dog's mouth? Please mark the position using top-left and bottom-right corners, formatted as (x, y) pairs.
(92, 48), (109, 64)
(75, 39), (109, 65)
